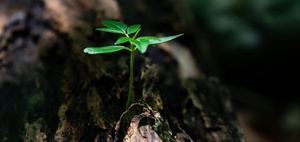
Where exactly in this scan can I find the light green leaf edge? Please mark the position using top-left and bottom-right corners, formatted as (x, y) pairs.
(137, 36), (160, 44)
(136, 39), (150, 53)
(149, 34), (184, 44)
(115, 37), (132, 45)
(84, 46), (125, 54)
(131, 40), (146, 53)
(127, 25), (141, 34)
(95, 28), (124, 34)
(102, 20), (127, 34)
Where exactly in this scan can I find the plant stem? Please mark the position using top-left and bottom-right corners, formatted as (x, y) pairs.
(126, 46), (135, 110)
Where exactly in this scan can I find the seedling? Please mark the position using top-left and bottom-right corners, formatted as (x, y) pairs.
(84, 20), (183, 109)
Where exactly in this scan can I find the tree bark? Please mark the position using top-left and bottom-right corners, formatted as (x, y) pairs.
(0, 0), (246, 141)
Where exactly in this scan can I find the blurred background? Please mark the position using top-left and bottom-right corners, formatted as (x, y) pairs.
(185, 0), (300, 141)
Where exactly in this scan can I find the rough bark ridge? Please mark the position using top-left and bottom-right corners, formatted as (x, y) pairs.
(0, 0), (245, 141)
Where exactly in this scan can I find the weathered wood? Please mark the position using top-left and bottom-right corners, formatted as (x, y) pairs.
(0, 0), (246, 141)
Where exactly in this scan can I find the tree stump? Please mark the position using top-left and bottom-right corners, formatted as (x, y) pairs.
(0, 0), (246, 141)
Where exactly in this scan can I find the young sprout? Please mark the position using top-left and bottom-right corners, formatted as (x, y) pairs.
(84, 20), (183, 109)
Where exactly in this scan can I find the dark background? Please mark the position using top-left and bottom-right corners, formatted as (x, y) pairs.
(186, 0), (300, 141)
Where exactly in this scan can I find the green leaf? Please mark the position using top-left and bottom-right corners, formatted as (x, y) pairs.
(95, 28), (124, 34)
(127, 25), (141, 34)
(135, 39), (150, 53)
(149, 34), (184, 44)
(115, 37), (132, 45)
(130, 40), (141, 52)
(131, 40), (140, 48)
(137, 36), (160, 44)
(83, 46), (125, 54)
(102, 20), (127, 34)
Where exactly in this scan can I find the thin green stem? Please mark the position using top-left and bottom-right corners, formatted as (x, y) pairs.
(126, 44), (135, 110)
(133, 28), (141, 39)
(124, 47), (132, 52)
